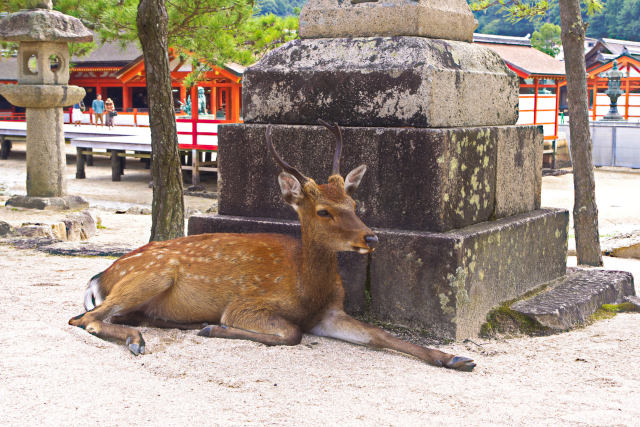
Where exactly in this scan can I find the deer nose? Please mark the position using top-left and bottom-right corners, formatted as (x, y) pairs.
(364, 234), (378, 248)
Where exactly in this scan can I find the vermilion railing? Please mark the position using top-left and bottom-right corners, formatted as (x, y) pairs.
(2, 110), (226, 152)
(176, 117), (228, 151)
(0, 112), (26, 121)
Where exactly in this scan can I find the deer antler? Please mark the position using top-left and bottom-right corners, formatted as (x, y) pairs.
(266, 125), (308, 184)
(318, 119), (342, 176)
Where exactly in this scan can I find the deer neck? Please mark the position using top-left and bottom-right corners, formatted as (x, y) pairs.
(299, 224), (339, 302)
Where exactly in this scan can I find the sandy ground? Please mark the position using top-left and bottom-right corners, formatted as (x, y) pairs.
(1, 142), (639, 425)
(542, 167), (640, 252)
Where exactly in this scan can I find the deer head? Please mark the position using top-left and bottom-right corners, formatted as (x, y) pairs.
(266, 121), (378, 254)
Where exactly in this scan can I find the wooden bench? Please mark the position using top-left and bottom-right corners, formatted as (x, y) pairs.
(0, 135), (24, 159)
(1, 120), (219, 183)
(71, 135), (217, 184)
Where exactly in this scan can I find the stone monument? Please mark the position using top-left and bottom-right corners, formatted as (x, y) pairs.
(189, 0), (634, 339)
(0, 0), (92, 209)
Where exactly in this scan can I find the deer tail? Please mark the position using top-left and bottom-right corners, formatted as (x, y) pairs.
(83, 272), (105, 311)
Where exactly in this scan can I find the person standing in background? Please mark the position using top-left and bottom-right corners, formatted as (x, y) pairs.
(104, 98), (116, 130)
(92, 94), (105, 126)
(72, 101), (84, 126)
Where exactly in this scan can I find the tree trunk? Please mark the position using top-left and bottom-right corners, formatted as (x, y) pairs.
(137, 0), (185, 241)
(558, 0), (602, 266)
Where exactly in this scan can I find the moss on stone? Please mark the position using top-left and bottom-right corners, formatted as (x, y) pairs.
(588, 308), (617, 322)
(480, 304), (551, 338)
(480, 284), (552, 338)
(585, 303), (638, 325)
(600, 302), (639, 313)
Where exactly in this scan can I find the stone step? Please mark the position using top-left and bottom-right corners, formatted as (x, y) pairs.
(625, 295), (640, 309)
(511, 267), (635, 330)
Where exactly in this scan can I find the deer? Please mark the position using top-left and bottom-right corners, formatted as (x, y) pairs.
(68, 120), (475, 372)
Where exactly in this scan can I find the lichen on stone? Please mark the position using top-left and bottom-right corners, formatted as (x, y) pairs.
(448, 266), (469, 312)
(439, 292), (454, 316)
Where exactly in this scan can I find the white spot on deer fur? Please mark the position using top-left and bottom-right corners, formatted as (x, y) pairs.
(169, 259), (180, 266)
(121, 252), (143, 261)
(157, 254), (164, 259)
(274, 276), (283, 283)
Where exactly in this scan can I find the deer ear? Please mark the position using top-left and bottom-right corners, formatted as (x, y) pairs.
(344, 164), (367, 196)
(278, 172), (304, 208)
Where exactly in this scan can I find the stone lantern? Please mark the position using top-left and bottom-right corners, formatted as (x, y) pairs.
(602, 60), (625, 121)
(0, 0), (93, 208)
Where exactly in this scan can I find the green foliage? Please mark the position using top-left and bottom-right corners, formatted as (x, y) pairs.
(470, 0), (640, 42)
(237, 13), (298, 63)
(1, 0), (298, 65)
(470, 0), (553, 22)
(531, 22), (561, 56)
(586, 0), (640, 40)
(256, 0), (304, 16)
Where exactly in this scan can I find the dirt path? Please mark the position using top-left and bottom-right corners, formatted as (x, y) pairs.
(1, 146), (639, 425)
(1, 245), (638, 425)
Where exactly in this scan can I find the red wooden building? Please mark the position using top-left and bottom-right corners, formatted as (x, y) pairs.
(474, 33), (567, 141)
(1, 41), (244, 123)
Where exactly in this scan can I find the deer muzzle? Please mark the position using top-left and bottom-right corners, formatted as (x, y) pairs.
(364, 234), (378, 249)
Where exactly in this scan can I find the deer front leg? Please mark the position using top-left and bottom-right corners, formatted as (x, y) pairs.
(198, 305), (302, 346)
(310, 309), (475, 372)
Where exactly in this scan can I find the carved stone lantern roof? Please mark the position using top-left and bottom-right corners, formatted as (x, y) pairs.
(0, 9), (93, 43)
(0, 4), (93, 88)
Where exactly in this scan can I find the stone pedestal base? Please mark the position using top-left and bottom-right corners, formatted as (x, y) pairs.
(218, 124), (543, 232)
(188, 208), (569, 340)
(5, 195), (89, 210)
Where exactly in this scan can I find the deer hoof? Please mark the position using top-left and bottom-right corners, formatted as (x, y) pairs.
(198, 324), (228, 338)
(126, 336), (145, 356)
(446, 356), (475, 372)
(197, 325), (212, 337)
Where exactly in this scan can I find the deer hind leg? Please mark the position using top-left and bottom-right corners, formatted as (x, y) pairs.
(310, 309), (475, 372)
(69, 274), (174, 355)
(198, 304), (302, 346)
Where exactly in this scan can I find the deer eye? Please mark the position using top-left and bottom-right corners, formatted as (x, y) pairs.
(316, 209), (331, 218)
